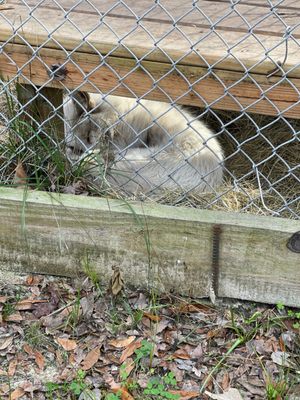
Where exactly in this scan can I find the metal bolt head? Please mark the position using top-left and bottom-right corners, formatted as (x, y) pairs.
(287, 231), (300, 253)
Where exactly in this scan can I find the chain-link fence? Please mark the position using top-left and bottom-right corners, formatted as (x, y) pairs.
(0, 0), (299, 218)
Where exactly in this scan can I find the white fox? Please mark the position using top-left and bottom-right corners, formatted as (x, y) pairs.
(63, 92), (223, 195)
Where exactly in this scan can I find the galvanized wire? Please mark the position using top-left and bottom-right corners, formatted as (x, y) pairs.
(0, 0), (299, 218)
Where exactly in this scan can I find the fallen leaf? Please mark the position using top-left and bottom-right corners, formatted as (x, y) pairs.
(23, 344), (34, 355)
(172, 303), (211, 314)
(34, 350), (45, 370)
(109, 266), (124, 296)
(155, 319), (170, 334)
(190, 344), (203, 359)
(82, 347), (100, 370)
(0, 336), (13, 350)
(0, 296), (8, 303)
(25, 275), (41, 285)
(13, 161), (28, 187)
(120, 358), (135, 378)
(143, 312), (160, 322)
(173, 348), (191, 360)
(5, 312), (23, 322)
(271, 351), (294, 368)
(221, 372), (230, 391)
(120, 339), (142, 363)
(169, 390), (199, 400)
(8, 359), (18, 377)
(80, 294), (95, 319)
(205, 388), (243, 400)
(32, 302), (57, 318)
(78, 388), (102, 400)
(10, 388), (25, 400)
(107, 376), (134, 400)
(15, 298), (47, 311)
(109, 336), (136, 348)
(0, 383), (9, 395)
(19, 381), (38, 394)
(56, 337), (77, 351)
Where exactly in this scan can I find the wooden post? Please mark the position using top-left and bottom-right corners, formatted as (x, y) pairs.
(17, 84), (64, 140)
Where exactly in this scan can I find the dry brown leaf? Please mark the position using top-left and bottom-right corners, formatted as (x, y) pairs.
(190, 344), (203, 359)
(23, 344), (34, 356)
(109, 266), (124, 296)
(205, 389), (243, 400)
(10, 388), (25, 400)
(120, 339), (142, 363)
(107, 376), (135, 400)
(8, 359), (18, 377)
(0, 384), (9, 396)
(109, 336), (135, 348)
(0, 296), (8, 303)
(15, 298), (47, 311)
(172, 348), (191, 360)
(25, 275), (41, 285)
(5, 312), (23, 322)
(82, 347), (100, 370)
(169, 390), (199, 400)
(13, 161), (28, 187)
(34, 350), (45, 370)
(112, 387), (135, 400)
(120, 358), (135, 378)
(0, 336), (13, 351)
(143, 312), (160, 322)
(56, 337), (77, 351)
(172, 303), (211, 314)
(222, 372), (230, 391)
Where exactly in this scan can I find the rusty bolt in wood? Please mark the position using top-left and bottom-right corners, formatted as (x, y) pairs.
(287, 231), (300, 253)
(47, 63), (68, 81)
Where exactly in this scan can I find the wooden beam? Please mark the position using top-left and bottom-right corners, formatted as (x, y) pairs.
(1, 43), (300, 118)
(17, 84), (64, 140)
(1, 1), (300, 77)
(0, 187), (299, 306)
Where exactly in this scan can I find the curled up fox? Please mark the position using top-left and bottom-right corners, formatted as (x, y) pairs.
(64, 92), (224, 196)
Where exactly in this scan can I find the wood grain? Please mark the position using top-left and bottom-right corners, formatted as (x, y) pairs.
(1, 2), (300, 77)
(0, 187), (299, 306)
(1, 43), (300, 118)
(7, 0), (300, 38)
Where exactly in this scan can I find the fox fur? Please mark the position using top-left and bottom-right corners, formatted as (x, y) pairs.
(63, 92), (224, 195)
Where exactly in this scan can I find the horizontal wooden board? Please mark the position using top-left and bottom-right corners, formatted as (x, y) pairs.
(8, 0), (300, 39)
(1, 1), (300, 77)
(232, 0), (299, 10)
(0, 187), (300, 306)
(1, 43), (300, 118)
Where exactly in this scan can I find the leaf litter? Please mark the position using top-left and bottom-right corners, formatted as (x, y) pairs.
(0, 272), (299, 400)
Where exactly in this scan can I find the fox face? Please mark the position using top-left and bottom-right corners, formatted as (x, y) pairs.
(64, 92), (224, 195)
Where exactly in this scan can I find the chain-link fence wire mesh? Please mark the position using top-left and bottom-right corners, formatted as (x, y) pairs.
(0, 0), (299, 218)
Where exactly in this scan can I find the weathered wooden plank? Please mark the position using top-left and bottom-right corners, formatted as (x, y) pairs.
(1, 43), (300, 118)
(0, 188), (299, 306)
(0, 187), (213, 298)
(8, 0), (300, 38)
(218, 224), (300, 305)
(1, 2), (300, 77)
(232, 0), (299, 10)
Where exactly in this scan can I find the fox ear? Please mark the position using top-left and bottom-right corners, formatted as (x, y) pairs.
(71, 91), (92, 114)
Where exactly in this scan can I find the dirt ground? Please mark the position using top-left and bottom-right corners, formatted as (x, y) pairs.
(0, 271), (299, 400)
